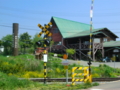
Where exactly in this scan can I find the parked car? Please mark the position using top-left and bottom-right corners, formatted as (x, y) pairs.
(100, 57), (111, 62)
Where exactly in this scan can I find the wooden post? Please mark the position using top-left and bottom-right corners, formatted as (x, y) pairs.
(13, 23), (19, 56)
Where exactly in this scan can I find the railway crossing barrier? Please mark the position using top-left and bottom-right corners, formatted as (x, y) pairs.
(72, 67), (92, 85)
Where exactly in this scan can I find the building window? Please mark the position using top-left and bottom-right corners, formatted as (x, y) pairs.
(103, 38), (107, 42)
(94, 38), (100, 43)
(53, 28), (59, 33)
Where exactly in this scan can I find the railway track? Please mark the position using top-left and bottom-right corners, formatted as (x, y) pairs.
(28, 78), (120, 82)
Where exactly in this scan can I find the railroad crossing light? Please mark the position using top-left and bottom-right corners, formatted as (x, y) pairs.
(36, 40), (42, 47)
(44, 39), (50, 46)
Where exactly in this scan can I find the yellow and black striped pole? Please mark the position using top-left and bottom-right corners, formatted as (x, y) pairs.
(88, 0), (94, 83)
(43, 38), (47, 84)
(44, 62), (47, 84)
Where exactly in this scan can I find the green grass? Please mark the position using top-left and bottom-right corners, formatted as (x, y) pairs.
(4, 54), (120, 89)
(0, 72), (99, 90)
(92, 64), (120, 78)
(0, 54), (120, 78)
(0, 69), (99, 90)
(0, 71), (40, 90)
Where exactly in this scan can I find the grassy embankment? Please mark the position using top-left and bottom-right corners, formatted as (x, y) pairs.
(0, 54), (120, 89)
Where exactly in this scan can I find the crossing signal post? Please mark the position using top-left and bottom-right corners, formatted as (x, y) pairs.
(43, 38), (47, 84)
(37, 22), (52, 84)
(88, 0), (94, 83)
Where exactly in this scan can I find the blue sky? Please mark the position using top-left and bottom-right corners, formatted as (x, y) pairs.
(0, 0), (120, 40)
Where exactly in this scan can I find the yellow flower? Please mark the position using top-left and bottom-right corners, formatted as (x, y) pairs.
(56, 68), (61, 73)
(8, 73), (12, 76)
(2, 62), (9, 66)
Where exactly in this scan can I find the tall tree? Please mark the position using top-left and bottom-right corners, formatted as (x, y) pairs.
(0, 40), (2, 46)
(19, 32), (32, 54)
(1, 34), (12, 55)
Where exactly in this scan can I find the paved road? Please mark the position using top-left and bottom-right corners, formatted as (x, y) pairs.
(61, 59), (120, 68)
(82, 80), (120, 90)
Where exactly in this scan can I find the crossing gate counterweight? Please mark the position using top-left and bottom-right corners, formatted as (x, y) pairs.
(72, 67), (92, 85)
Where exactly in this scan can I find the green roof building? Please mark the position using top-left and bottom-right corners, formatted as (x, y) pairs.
(50, 16), (120, 61)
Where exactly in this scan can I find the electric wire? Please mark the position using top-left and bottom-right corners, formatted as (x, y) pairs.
(0, 24), (120, 33)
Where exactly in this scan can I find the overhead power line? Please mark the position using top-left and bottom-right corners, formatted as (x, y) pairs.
(0, 24), (120, 33)
(0, 25), (40, 31)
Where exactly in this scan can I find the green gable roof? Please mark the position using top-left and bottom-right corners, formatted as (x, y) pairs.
(103, 41), (120, 47)
(51, 16), (118, 39)
(51, 16), (91, 38)
(67, 28), (107, 38)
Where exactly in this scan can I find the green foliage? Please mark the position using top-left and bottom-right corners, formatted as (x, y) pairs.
(71, 82), (99, 89)
(1, 34), (13, 55)
(48, 52), (54, 56)
(0, 70), (100, 90)
(57, 54), (63, 58)
(27, 47), (34, 54)
(0, 55), (43, 75)
(0, 40), (3, 46)
(92, 82), (99, 86)
(1, 54), (120, 89)
(0, 56), (24, 74)
(96, 50), (102, 59)
(92, 64), (118, 78)
(50, 40), (54, 47)
(48, 53), (63, 58)
(0, 54), (120, 79)
(66, 48), (76, 55)
(19, 32), (32, 54)
(0, 71), (39, 90)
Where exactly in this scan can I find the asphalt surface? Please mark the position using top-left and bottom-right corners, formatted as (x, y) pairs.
(61, 59), (120, 68)
(82, 80), (120, 90)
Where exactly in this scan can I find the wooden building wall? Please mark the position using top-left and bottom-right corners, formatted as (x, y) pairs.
(50, 23), (62, 42)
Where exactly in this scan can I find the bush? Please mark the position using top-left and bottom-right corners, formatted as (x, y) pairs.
(66, 48), (75, 55)
(0, 55), (120, 78)
(57, 54), (63, 58)
(92, 64), (117, 78)
(48, 52), (54, 56)
(0, 71), (39, 89)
